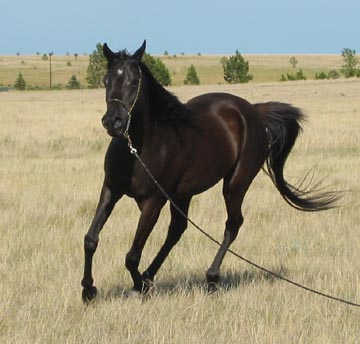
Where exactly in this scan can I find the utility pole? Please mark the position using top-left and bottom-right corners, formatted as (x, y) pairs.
(49, 52), (54, 89)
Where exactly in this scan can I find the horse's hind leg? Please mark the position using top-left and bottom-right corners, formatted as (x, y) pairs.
(142, 197), (191, 288)
(81, 182), (121, 302)
(206, 165), (259, 292)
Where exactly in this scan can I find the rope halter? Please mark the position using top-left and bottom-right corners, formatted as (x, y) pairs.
(107, 67), (142, 151)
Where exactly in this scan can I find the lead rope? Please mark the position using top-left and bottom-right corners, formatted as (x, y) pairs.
(125, 137), (360, 308)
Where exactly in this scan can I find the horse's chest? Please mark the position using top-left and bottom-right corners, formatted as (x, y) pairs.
(127, 161), (162, 200)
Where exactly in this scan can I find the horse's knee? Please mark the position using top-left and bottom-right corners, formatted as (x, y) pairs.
(227, 212), (244, 227)
(84, 235), (98, 255)
(125, 251), (140, 271)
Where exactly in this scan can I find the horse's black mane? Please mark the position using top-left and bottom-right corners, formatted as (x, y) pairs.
(108, 49), (197, 128)
(138, 62), (196, 127)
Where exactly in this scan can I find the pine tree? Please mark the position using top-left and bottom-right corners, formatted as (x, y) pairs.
(184, 64), (200, 85)
(222, 50), (253, 84)
(14, 73), (26, 90)
(67, 74), (81, 89)
(86, 43), (107, 88)
(289, 56), (298, 68)
(86, 44), (172, 87)
(142, 53), (172, 86)
(340, 48), (359, 78)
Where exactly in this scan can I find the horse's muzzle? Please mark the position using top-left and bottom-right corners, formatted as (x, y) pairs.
(101, 114), (124, 137)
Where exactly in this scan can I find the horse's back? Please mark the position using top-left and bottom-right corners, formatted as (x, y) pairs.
(187, 92), (254, 113)
(186, 92), (268, 155)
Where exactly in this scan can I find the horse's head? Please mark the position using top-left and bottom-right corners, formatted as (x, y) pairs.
(101, 41), (146, 137)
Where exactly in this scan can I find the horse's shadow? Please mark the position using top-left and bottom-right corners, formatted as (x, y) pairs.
(103, 266), (287, 301)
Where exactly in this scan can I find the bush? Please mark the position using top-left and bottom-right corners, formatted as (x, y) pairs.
(222, 50), (253, 84)
(42, 54), (48, 61)
(14, 73), (26, 90)
(294, 69), (306, 80)
(315, 72), (328, 80)
(67, 74), (81, 89)
(184, 65), (200, 85)
(280, 69), (307, 81)
(315, 70), (341, 80)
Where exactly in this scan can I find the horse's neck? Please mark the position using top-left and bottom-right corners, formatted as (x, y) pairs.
(128, 103), (154, 153)
(130, 76), (176, 149)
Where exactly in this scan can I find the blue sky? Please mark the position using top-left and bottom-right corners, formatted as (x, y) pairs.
(2, 0), (359, 55)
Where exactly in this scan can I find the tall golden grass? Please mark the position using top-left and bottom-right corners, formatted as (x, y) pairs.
(1, 78), (359, 343)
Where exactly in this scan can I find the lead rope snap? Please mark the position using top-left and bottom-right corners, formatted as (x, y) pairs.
(125, 133), (138, 155)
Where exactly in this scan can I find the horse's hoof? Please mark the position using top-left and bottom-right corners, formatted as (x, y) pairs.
(82, 286), (97, 303)
(207, 282), (218, 294)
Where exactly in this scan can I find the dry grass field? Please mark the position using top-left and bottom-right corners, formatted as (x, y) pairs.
(0, 54), (90, 89)
(1, 77), (360, 343)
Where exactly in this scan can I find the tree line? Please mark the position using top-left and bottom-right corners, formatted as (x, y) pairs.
(281, 49), (359, 82)
(12, 46), (360, 90)
(85, 44), (251, 87)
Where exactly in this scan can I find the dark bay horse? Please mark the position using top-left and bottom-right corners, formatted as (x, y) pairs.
(81, 41), (338, 301)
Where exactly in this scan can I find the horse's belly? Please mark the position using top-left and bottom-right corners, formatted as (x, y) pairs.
(176, 149), (235, 196)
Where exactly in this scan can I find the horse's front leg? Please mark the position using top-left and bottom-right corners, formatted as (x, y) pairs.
(125, 194), (166, 292)
(81, 182), (121, 302)
(142, 197), (191, 285)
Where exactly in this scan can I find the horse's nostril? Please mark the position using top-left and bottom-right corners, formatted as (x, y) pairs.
(113, 119), (122, 130)
(102, 114), (122, 133)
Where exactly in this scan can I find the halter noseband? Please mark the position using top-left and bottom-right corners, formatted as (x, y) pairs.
(107, 67), (142, 143)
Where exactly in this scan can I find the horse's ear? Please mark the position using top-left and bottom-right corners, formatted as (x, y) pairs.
(103, 43), (114, 62)
(132, 40), (146, 62)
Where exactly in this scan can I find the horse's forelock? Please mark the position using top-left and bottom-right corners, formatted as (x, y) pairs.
(107, 50), (131, 67)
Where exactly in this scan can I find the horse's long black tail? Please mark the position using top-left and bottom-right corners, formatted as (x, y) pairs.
(255, 102), (339, 211)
